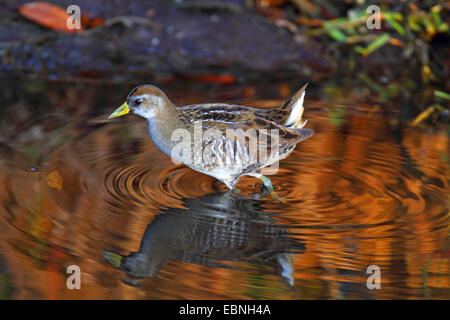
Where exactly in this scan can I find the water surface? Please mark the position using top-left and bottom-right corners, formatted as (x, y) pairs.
(0, 77), (448, 299)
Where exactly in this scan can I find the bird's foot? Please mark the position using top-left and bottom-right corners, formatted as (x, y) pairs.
(251, 174), (285, 203)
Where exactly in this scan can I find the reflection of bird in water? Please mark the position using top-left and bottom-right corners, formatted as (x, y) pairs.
(104, 191), (305, 288)
(108, 84), (313, 199)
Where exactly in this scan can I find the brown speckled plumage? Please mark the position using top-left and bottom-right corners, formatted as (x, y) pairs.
(109, 83), (313, 192)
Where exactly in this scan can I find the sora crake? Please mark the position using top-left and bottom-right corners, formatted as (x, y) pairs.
(108, 84), (314, 199)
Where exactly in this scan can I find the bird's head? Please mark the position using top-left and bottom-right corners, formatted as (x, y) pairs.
(108, 84), (171, 120)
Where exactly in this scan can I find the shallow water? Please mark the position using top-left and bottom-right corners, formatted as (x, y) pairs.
(0, 76), (448, 299)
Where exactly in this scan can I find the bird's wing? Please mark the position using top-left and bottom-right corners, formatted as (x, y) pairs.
(178, 104), (312, 145)
(177, 105), (313, 173)
(178, 103), (251, 124)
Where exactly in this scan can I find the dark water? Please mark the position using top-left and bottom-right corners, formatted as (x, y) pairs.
(0, 77), (448, 299)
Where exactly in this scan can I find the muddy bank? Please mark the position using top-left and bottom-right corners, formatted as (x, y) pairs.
(1, 0), (330, 81)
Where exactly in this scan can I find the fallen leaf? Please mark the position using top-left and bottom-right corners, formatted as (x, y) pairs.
(81, 13), (104, 28)
(254, 0), (287, 7)
(389, 38), (405, 47)
(411, 105), (436, 126)
(189, 75), (236, 84)
(85, 17), (104, 28)
(47, 170), (63, 190)
(18, 2), (83, 33)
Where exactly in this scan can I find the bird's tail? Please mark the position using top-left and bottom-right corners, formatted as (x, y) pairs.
(280, 83), (308, 128)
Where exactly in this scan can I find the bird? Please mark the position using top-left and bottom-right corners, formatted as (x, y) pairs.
(108, 84), (314, 199)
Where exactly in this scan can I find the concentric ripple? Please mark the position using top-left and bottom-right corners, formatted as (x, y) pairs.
(1, 105), (448, 299)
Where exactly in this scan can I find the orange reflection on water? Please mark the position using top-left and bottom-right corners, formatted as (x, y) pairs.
(0, 86), (448, 300)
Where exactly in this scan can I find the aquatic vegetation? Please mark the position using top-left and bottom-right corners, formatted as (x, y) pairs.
(252, 1), (449, 122)
(307, 3), (447, 76)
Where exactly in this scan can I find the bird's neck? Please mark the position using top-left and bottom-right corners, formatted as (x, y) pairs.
(146, 103), (185, 157)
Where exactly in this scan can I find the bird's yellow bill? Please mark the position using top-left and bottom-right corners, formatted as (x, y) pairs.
(108, 102), (129, 119)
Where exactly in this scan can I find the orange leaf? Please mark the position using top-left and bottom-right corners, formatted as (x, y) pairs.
(255, 0), (287, 7)
(85, 17), (104, 28)
(389, 38), (405, 47)
(47, 170), (63, 190)
(18, 2), (83, 33)
(81, 13), (104, 29)
(189, 75), (236, 84)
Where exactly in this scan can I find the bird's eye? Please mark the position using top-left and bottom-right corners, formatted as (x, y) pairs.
(133, 98), (143, 107)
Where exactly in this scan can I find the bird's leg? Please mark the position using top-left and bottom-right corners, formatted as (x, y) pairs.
(218, 182), (240, 202)
(224, 178), (241, 194)
(249, 173), (284, 202)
